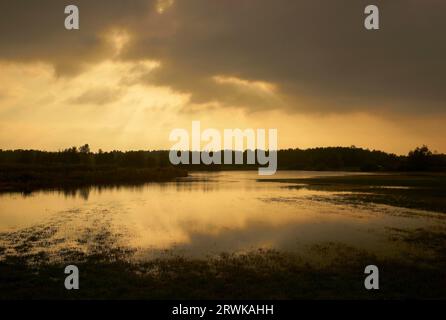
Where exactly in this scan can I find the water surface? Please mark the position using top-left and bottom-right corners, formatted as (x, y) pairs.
(1, 171), (445, 262)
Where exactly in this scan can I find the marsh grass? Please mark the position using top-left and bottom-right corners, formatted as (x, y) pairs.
(1, 240), (445, 300)
(261, 173), (446, 213)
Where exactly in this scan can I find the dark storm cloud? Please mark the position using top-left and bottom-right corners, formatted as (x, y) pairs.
(1, 0), (445, 113)
(0, 0), (156, 74)
(126, 0), (446, 114)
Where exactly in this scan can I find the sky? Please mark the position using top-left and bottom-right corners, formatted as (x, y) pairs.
(0, 0), (445, 155)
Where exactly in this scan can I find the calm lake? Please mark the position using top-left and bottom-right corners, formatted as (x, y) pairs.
(1, 171), (445, 263)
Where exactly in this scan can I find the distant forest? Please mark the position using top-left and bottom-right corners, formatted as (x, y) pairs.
(1, 144), (445, 172)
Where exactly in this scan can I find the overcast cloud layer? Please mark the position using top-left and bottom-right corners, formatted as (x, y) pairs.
(0, 0), (445, 115)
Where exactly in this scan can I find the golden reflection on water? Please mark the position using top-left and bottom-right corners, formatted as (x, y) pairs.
(0, 171), (445, 261)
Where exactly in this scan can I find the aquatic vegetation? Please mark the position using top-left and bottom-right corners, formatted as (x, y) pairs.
(261, 173), (446, 213)
(1, 243), (445, 299)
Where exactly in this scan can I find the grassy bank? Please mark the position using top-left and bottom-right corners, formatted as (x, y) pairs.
(261, 173), (446, 213)
(0, 165), (188, 193)
(1, 240), (445, 299)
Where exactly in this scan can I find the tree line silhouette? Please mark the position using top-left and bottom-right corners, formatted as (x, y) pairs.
(0, 144), (185, 192)
(0, 144), (445, 172)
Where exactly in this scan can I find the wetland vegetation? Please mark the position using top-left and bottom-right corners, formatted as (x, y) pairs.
(1, 240), (445, 299)
(1, 146), (446, 299)
(261, 173), (446, 213)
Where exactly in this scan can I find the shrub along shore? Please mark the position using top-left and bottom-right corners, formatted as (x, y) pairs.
(0, 165), (187, 193)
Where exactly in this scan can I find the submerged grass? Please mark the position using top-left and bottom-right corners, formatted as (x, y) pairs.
(261, 173), (446, 213)
(1, 240), (446, 300)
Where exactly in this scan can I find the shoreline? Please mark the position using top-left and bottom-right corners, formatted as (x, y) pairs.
(0, 166), (188, 194)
